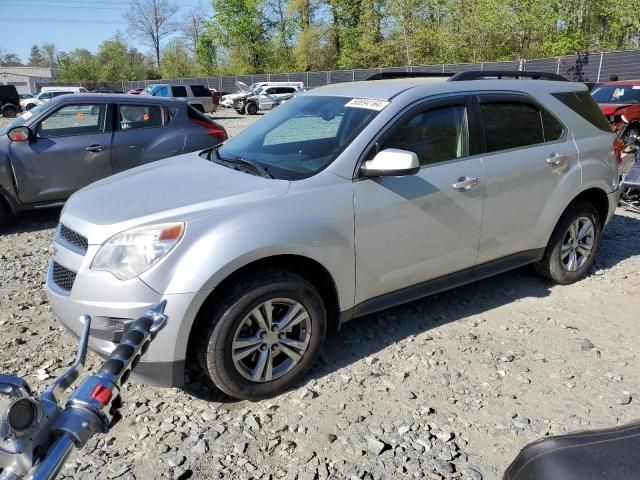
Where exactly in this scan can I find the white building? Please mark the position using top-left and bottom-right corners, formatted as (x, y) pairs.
(0, 67), (59, 94)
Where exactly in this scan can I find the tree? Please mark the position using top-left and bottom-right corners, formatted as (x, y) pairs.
(161, 39), (196, 77)
(95, 34), (147, 81)
(41, 42), (59, 68)
(59, 49), (97, 81)
(0, 51), (22, 66)
(209, 0), (270, 73)
(195, 29), (220, 74)
(28, 45), (44, 67)
(123, 0), (179, 67)
(180, 2), (208, 53)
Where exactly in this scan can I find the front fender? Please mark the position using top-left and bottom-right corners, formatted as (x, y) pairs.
(138, 178), (356, 311)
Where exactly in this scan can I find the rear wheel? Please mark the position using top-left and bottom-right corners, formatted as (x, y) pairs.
(25, 104), (36, 111)
(534, 201), (601, 284)
(3, 106), (17, 118)
(198, 270), (327, 400)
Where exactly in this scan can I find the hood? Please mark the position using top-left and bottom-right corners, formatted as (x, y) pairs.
(235, 81), (252, 93)
(598, 103), (638, 116)
(61, 153), (290, 244)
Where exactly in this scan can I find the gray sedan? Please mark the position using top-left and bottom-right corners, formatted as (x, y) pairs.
(0, 94), (227, 223)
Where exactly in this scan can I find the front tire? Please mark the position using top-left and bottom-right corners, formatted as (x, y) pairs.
(534, 200), (601, 284)
(198, 270), (327, 400)
(246, 102), (258, 115)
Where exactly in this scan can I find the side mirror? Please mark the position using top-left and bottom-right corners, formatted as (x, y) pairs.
(7, 126), (33, 142)
(361, 148), (420, 177)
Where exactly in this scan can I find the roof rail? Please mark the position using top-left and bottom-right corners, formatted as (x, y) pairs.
(366, 72), (454, 81)
(448, 70), (568, 82)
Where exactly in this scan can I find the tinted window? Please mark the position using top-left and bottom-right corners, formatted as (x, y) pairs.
(119, 105), (164, 130)
(53, 91), (72, 97)
(172, 86), (188, 97)
(554, 91), (612, 132)
(190, 85), (210, 97)
(39, 104), (106, 137)
(40, 92), (53, 100)
(382, 105), (468, 166)
(542, 108), (564, 142)
(276, 87), (296, 94)
(481, 102), (543, 152)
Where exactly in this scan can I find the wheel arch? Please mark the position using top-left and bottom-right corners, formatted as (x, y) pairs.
(185, 254), (341, 365)
(569, 187), (610, 227)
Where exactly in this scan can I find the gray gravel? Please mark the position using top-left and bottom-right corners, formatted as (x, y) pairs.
(0, 112), (639, 479)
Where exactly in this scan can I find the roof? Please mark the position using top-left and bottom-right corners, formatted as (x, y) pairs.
(308, 77), (586, 100)
(51, 93), (188, 106)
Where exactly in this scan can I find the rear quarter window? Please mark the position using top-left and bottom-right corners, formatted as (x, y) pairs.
(189, 85), (210, 97)
(552, 91), (612, 133)
(171, 86), (188, 97)
(480, 102), (544, 152)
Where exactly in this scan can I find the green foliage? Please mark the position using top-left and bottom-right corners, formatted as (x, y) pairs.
(161, 39), (196, 77)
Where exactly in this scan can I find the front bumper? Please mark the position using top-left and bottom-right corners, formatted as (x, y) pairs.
(45, 254), (208, 387)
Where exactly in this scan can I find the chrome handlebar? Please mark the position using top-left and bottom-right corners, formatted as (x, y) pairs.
(0, 302), (168, 480)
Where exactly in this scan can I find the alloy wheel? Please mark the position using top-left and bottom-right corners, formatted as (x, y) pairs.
(560, 216), (595, 272)
(231, 298), (311, 383)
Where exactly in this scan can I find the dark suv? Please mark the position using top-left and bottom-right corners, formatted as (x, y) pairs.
(0, 85), (21, 118)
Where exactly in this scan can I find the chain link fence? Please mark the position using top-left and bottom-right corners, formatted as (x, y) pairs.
(37, 49), (640, 93)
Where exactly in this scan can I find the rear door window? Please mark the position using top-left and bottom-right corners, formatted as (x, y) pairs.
(171, 86), (188, 97)
(480, 102), (544, 152)
(118, 105), (165, 130)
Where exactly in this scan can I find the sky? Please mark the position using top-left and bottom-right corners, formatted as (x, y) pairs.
(0, 0), (210, 64)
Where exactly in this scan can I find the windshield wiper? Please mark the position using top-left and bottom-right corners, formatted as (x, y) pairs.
(211, 148), (273, 179)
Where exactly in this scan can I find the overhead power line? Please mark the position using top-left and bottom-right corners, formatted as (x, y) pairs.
(11, 18), (128, 24)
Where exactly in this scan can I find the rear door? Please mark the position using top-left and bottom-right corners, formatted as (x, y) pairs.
(474, 93), (581, 264)
(9, 102), (112, 203)
(110, 103), (183, 173)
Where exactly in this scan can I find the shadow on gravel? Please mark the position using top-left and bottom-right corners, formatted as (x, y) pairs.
(0, 208), (60, 235)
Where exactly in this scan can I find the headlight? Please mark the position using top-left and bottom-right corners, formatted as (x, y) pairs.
(92, 222), (184, 280)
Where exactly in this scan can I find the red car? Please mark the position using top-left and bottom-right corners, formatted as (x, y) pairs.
(591, 80), (640, 140)
(126, 88), (144, 95)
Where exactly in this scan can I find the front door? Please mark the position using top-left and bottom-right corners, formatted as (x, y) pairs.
(9, 103), (112, 204)
(354, 97), (485, 305)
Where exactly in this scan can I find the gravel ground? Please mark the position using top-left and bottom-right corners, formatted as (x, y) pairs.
(0, 111), (639, 480)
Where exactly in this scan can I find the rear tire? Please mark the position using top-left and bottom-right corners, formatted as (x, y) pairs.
(25, 104), (36, 111)
(534, 200), (601, 284)
(3, 106), (17, 118)
(198, 270), (327, 400)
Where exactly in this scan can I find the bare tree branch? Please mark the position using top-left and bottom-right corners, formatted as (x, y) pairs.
(123, 0), (179, 67)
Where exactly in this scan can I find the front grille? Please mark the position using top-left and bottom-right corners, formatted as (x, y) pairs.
(52, 262), (77, 293)
(58, 224), (88, 253)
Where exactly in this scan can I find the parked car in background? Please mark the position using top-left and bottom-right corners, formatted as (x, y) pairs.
(127, 88), (145, 95)
(220, 82), (303, 109)
(0, 85), (22, 118)
(41, 86), (89, 94)
(141, 84), (215, 113)
(236, 85), (300, 115)
(45, 73), (620, 400)
(0, 94), (226, 223)
(18, 93), (34, 100)
(21, 90), (73, 110)
(592, 80), (640, 141)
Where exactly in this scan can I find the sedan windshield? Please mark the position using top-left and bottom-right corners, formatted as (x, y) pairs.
(592, 85), (640, 104)
(217, 95), (382, 180)
(0, 102), (49, 134)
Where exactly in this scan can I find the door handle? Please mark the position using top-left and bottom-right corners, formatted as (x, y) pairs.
(546, 153), (568, 166)
(452, 177), (480, 191)
(86, 144), (106, 152)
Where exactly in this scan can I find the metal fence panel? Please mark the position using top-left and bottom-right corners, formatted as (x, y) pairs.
(330, 70), (353, 84)
(307, 71), (329, 87)
(354, 68), (380, 81)
(288, 72), (306, 84)
(524, 58), (558, 73)
(411, 64), (445, 73)
(601, 50), (640, 81)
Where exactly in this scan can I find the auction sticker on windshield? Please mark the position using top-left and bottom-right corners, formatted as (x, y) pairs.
(345, 98), (390, 111)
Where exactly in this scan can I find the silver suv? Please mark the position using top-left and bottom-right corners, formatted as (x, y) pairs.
(46, 72), (622, 400)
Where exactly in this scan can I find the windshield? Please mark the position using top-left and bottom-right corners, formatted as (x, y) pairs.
(217, 95), (383, 180)
(592, 85), (640, 104)
(0, 102), (49, 134)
